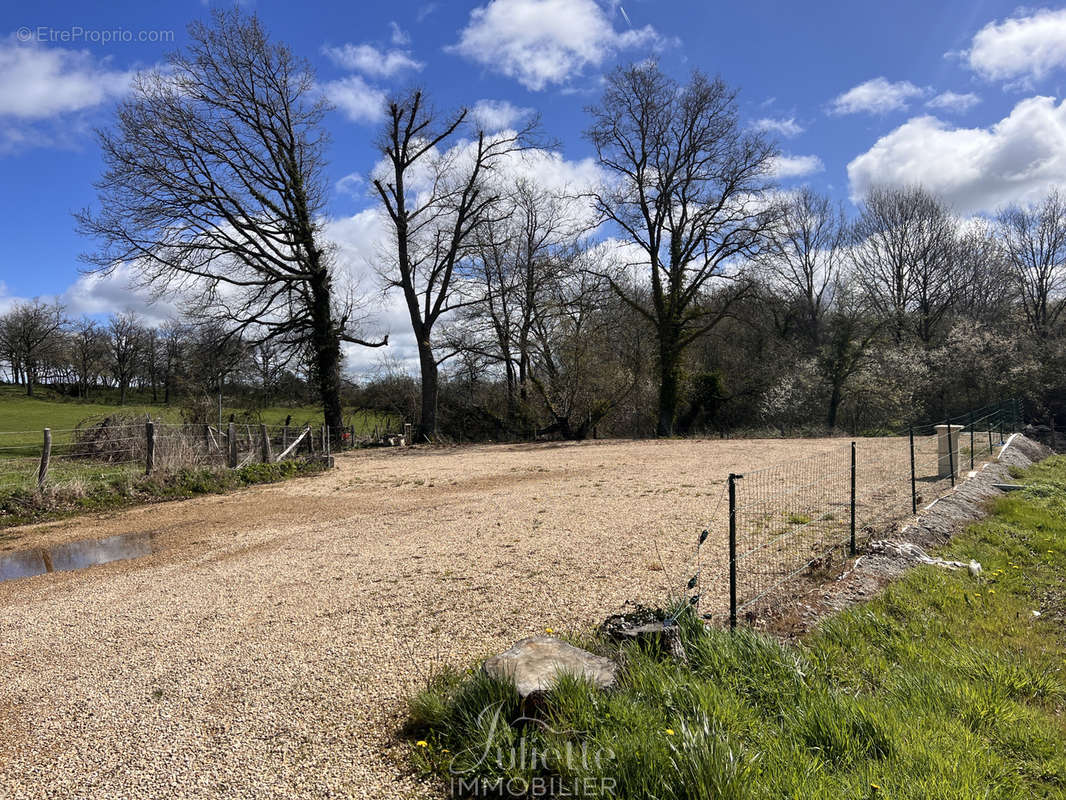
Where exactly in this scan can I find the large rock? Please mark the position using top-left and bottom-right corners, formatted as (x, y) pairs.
(483, 636), (617, 698)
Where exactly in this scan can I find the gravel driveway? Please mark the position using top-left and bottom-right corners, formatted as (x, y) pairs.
(0, 437), (854, 799)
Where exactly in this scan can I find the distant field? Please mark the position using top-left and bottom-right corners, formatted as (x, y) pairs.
(0, 385), (397, 434)
(0, 385), (398, 496)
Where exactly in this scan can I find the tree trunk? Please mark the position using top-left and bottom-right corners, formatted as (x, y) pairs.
(826, 384), (842, 429)
(309, 275), (344, 441)
(418, 341), (438, 440)
(656, 341), (681, 437)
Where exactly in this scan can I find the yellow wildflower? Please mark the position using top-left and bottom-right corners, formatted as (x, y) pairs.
(416, 740), (428, 748)
(664, 728), (675, 736)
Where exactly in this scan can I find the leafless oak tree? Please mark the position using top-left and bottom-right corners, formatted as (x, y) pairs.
(586, 62), (779, 435)
(77, 10), (383, 434)
(996, 190), (1066, 341)
(851, 186), (959, 346)
(373, 90), (531, 437)
(106, 311), (143, 406)
(0, 300), (65, 397)
(70, 318), (107, 400)
(760, 188), (847, 350)
(465, 179), (589, 422)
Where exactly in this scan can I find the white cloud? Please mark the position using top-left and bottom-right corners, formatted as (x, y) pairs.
(847, 96), (1066, 214)
(335, 172), (365, 198)
(450, 0), (666, 91)
(471, 99), (533, 131)
(322, 75), (386, 123)
(321, 43), (423, 78)
(61, 265), (180, 327)
(389, 22), (411, 47)
(0, 282), (22, 315)
(769, 154), (824, 179)
(752, 116), (804, 137)
(0, 38), (132, 120)
(829, 78), (926, 115)
(965, 8), (1066, 85)
(925, 91), (980, 113)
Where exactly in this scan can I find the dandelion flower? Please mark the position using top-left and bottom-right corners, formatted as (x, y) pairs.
(545, 627), (554, 634)
(416, 740), (428, 748)
(664, 729), (675, 736)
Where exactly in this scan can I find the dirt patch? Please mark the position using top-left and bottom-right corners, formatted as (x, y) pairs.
(0, 435), (865, 800)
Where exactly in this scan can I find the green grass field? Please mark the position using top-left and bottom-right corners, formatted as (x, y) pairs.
(408, 457), (1066, 799)
(0, 384), (396, 433)
(0, 384), (397, 499)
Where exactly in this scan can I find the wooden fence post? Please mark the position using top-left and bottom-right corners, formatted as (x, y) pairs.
(145, 421), (155, 476)
(260, 423), (273, 463)
(227, 422), (237, 468)
(38, 428), (51, 489)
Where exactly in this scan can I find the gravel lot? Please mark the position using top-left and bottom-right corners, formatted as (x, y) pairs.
(0, 437), (892, 799)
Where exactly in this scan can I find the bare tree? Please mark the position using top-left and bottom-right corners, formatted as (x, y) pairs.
(466, 178), (588, 422)
(955, 220), (1016, 328)
(996, 190), (1066, 341)
(851, 186), (960, 346)
(70, 318), (107, 399)
(527, 256), (642, 439)
(106, 312), (143, 405)
(77, 10), (384, 435)
(818, 283), (881, 428)
(158, 320), (186, 405)
(759, 188), (847, 350)
(0, 300), (65, 397)
(373, 90), (530, 437)
(586, 62), (779, 435)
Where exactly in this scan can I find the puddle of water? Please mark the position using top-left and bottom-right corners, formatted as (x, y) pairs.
(0, 549), (49, 582)
(0, 532), (153, 584)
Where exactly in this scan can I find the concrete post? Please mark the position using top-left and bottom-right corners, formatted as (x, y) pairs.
(935, 424), (964, 478)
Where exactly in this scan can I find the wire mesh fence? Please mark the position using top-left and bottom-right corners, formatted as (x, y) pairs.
(0, 420), (334, 498)
(715, 398), (1022, 628)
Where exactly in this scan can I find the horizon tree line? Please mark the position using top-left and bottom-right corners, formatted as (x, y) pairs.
(5, 10), (1062, 439)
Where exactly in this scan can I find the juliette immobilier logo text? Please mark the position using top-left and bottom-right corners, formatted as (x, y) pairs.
(448, 702), (617, 797)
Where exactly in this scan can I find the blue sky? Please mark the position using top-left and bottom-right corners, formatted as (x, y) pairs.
(2, 0), (1066, 362)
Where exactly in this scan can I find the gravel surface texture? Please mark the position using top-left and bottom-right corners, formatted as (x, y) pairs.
(0, 437), (892, 799)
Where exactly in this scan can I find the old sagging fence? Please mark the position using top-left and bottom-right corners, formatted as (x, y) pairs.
(711, 398), (1026, 628)
(0, 420), (346, 494)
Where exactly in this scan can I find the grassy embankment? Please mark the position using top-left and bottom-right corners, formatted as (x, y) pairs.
(408, 456), (1066, 799)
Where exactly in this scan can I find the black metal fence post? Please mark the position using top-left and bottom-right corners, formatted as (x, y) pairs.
(849, 441), (857, 556)
(728, 473), (740, 631)
(909, 427), (917, 515)
(947, 416), (956, 488)
(969, 411), (975, 471)
(145, 420), (155, 477)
